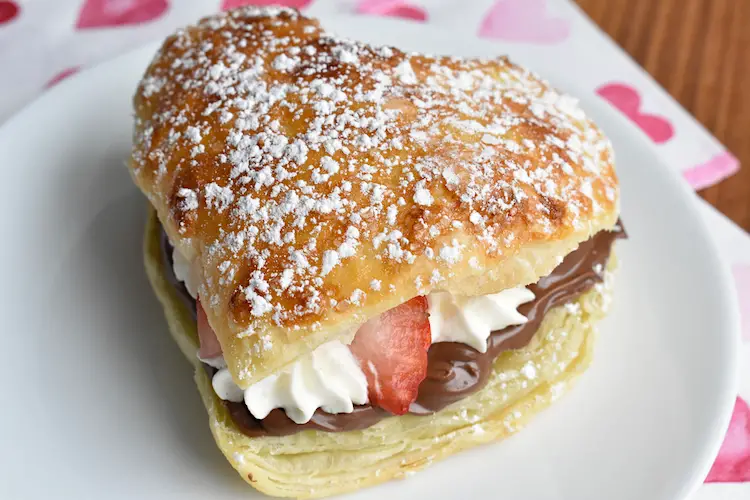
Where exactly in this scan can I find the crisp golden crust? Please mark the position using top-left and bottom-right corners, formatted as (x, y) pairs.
(130, 7), (619, 387)
(143, 210), (618, 498)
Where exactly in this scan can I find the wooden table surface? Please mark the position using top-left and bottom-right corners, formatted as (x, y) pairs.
(575, 0), (750, 232)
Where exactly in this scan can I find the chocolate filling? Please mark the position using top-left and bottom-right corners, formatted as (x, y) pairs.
(160, 223), (625, 437)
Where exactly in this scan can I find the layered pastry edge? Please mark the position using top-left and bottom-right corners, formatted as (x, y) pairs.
(144, 209), (621, 498)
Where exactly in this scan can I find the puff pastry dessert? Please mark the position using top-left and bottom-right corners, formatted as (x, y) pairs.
(130, 6), (624, 498)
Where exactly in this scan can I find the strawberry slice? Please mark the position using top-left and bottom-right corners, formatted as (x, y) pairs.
(197, 298), (223, 359)
(349, 296), (431, 415)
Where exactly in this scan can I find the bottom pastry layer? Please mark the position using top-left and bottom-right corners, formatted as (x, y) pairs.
(143, 209), (618, 499)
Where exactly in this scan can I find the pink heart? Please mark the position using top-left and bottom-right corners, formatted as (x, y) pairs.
(596, 83), (674, 144)
(706, 397), (750, 482)
(732, 264), (750, 342)
(357, 0), (427, 22)
(76, 0), (169, 29)
(682, 151), (740, 190)
(221, 0), (312, 10)
(478, 0), (570, 44)
(46, 67), (81, 88)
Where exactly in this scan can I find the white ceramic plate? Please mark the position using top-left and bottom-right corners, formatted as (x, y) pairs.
(0, 15), (739, 500)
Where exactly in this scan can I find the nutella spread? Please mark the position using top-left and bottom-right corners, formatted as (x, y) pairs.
(161, 223), (625, 437)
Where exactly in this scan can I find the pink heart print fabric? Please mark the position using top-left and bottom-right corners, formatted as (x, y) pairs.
(75, 0), (169, 28)
(478, 0), (570, 44)
(596, 83), (675, 144)
(0, 0), (747, 494)
(356, 0), (427, 21)
(707, 397), (750, 483)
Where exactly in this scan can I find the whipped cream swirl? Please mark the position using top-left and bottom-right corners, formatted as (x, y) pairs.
(427, 287), (535, 353)
(212, 341), (368, 424)
(172, 247), (200, 299)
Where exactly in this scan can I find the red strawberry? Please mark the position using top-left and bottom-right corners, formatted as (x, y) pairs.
(197, 298), (223, 359)
(350, 296), (431, 415)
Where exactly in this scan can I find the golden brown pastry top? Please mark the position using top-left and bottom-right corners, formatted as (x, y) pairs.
(130, 6), (619, 388)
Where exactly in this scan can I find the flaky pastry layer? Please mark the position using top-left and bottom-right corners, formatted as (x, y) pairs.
(131, 6), (619, 388)
(144, 209), (618, 498)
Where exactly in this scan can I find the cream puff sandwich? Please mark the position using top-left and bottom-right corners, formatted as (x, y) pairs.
(130, 6), (624, 498)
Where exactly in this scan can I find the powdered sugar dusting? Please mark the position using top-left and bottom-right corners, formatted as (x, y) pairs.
(413, 186), (433, 206)
(131, 7), (617, 355)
